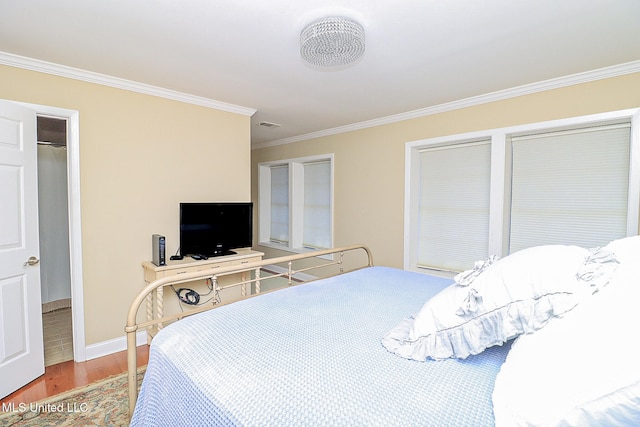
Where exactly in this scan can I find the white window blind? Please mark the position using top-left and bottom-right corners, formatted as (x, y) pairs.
(302, 160), (331, 249)
(417, 141), (491, 271)
(509, 123), (631, 252)
(270, 164), (289, 244)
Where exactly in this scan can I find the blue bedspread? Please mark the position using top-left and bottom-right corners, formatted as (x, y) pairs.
(131, 266), (512, 426)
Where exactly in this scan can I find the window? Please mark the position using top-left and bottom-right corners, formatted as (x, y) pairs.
(302, 160), (332, 249)
(259, 155), (333, 252)
(509, 123), (631, 252)
(405, 108), (640, 273)
(417, 141), (491, 272)
(269, 164), (289, 245)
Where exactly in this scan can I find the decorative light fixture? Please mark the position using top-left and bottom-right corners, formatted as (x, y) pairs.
(300, 16), (365, 67)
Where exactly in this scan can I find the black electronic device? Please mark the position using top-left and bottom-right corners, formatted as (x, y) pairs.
(179, 202), (253, 258)
(152, 234), (166, 266)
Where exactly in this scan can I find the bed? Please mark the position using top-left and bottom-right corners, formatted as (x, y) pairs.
(126, 240), (640, 426)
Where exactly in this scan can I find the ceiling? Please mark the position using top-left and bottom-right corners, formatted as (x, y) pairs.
(1, 0), (640, 147)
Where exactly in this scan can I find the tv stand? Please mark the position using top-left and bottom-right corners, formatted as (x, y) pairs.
(142, 249), (264, 342)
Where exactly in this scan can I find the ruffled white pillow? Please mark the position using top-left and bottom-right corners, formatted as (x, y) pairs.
(382, 245), (590, 361)
(604, 235), (640, 264)
(493, 261), (639, 426)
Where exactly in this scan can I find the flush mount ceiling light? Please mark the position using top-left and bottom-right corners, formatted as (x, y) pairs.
(300, 16), (365, 67)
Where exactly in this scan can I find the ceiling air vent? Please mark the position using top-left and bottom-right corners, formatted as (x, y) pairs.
(259, 121), (282, 128)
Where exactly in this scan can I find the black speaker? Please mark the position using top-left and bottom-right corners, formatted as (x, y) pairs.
(152, 234), (166, 266)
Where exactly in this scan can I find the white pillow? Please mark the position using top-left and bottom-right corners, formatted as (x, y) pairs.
(604, 235), (640, 264)
(492, 261), (640, 426)
(382, 245), (590, 361)
(576, 246), (619, 293)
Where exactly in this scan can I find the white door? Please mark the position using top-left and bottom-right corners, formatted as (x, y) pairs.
(0, 100), (44, 398)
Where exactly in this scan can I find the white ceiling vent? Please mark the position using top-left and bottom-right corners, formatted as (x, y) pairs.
(259, 121), (282, 128)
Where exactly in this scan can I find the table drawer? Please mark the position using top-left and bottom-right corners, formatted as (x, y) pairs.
(233, 256), (262, 267)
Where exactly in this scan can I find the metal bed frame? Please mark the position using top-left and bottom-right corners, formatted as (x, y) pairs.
(125, 244), (373, 418)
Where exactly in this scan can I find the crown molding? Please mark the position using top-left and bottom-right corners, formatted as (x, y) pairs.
(0, 51), (256, 117)
(2, 51), (637, 146)
(254, 60), (640, 150)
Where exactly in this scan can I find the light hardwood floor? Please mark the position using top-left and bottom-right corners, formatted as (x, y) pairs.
(0, 345), (149, 406)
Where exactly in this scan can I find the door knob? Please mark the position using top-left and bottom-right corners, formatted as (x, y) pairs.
(24, 256), (40, 266)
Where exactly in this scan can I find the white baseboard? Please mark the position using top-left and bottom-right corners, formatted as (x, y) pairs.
(84, 331), (147, 361)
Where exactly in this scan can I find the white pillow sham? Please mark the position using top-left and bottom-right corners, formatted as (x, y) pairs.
(604, 235), (640, 264)
(492, 261), (640, 426)
(382, 245), (590, 361)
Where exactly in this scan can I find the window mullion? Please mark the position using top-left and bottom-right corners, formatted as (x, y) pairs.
(488, 133), (507, 258)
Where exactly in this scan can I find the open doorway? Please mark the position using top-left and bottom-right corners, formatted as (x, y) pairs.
(37, 115), (73, 366)
(25, 102), (86, 364)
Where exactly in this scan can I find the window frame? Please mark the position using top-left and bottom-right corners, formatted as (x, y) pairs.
(258, 154), (334, 254)
(404, 108), (640, 274)
(416, 139), (493, 272)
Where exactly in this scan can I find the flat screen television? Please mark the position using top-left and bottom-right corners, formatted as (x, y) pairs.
(179, 202), (253, 257)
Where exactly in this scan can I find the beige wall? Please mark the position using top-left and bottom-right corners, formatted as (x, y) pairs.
(1, 65), (251, 345)
(251, 72), (640, 268)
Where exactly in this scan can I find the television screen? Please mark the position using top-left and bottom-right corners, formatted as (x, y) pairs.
(179, 202), (253, 257)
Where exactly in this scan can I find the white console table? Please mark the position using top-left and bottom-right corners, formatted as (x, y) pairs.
(141, 249), (264, 341)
